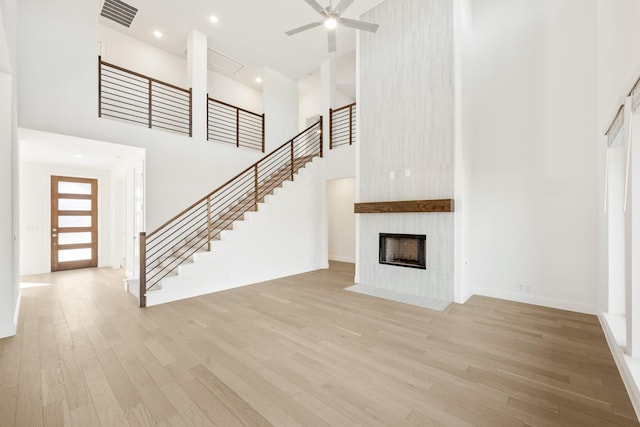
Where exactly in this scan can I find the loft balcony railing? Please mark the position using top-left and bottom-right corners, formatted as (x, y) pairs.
(138, 118), (323, 306)
(98, 56), (192, 136)
(207, 97), (265, 152)
(329, 102), (356, 149)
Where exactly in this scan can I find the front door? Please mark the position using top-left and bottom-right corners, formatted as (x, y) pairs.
(51, 176), (98, 271)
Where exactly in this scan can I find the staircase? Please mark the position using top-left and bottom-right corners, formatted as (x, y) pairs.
(139, 119), (323, 307)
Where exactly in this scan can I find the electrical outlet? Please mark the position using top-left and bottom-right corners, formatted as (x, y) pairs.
(405, 169), (411, 177)
(389, 171), (395, 180)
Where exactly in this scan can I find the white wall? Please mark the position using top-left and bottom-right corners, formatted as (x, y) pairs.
(99, 25), (187, 87)
(209, 72), (263, 114)
(454, 0), (474, 303)
(18, 0), (264, 231)
(19, 162), (113, 275)
(263, 67), (298, 152)
(98, 25), (264, 114)
(0, 72), (17, 338)
(0, 0), (18, 339)
(466, 0), (599, 313)
(298, 72), (354, 132)
(328, 178), (356, 263)
(596, 0), (640, 312)
(147, 159), (328, 306)
(298, 64), (356, 180)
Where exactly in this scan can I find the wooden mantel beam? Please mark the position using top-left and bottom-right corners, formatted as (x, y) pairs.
(354, 199), (454, 214)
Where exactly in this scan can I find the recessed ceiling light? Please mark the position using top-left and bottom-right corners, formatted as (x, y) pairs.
(153, 30), (163, 38)
(255, 77), (263, 84)
(209, 15), (219, 24)
(73, 154), (84, 159)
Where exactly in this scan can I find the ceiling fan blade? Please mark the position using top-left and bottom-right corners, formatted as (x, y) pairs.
(340, 17), (379, 33)
(333, 0), (354, 15)
(328, 30), (337, 53)
(304, 0), (327, 15)
(285, 21), (323, 36)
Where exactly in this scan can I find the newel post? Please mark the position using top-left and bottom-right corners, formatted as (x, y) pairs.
(319, 116), (324, 158)
(261, 113), (266, 153)
(290, 139), (295, 181)
(206, 196), (211, 251)
(329, 108), (333, 150)
(139, 232), (147, 308)
(147, 80), (153, 128)
(349, 104), (353, 146)
(98, 56), (102, 118)
(254, 164), (259, 207)
(236, 109), (240, 147)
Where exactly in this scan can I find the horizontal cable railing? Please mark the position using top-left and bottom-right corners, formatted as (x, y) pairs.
(207, 97), (265, 152)
(139, 118), (323, 307)
(98, 56), (192, 136)
(329, 102), (356, 149)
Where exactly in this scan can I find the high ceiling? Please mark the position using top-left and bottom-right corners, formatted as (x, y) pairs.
(99, 0), (385, 90)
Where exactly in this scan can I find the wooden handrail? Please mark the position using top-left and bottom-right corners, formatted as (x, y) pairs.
(208, 96), (263, 118)
(147, 120), (322, 238)
(329, 103), (355, 149)
(100, 58), (191, 94)
(207, 97), (265, 151)
(332, 102), (356, 113)
(139, 119), (322, 303)
(99, 57), (192, 137)
(140, 118), (323, 304)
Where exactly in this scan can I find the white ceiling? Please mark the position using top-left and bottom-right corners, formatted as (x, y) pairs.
(99, 0), (384, 89)
(20, 129), (145, 170)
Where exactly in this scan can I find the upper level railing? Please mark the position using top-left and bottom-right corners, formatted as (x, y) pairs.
(98, 57), (192, 136)
(330, 102), (356, 149)
(207, 97), (265, 152)
(138, 118), (323, 307)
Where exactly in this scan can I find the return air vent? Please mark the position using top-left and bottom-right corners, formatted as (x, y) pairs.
(184, 48), (245, 75)
(100, 0), (138, 28)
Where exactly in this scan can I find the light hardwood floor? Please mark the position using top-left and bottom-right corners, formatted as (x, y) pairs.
(1, 262), (638, 426)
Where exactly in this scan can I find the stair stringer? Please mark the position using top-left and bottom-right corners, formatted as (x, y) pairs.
(145, 157), (328, 306)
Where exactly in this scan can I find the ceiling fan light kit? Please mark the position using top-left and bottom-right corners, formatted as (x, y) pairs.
(324, 16), (338, 29)
(285, 0), (379, 53)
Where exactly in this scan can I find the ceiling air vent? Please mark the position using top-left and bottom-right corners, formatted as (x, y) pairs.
(207, 48), (245, 75)
(184, 48), (245, 75)
(100, 0), (138, 28)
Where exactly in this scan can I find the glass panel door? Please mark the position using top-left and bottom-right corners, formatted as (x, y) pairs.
(51, 176), (98, 271)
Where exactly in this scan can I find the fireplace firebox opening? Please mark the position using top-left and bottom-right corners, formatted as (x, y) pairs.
(379, 233), (426, 270)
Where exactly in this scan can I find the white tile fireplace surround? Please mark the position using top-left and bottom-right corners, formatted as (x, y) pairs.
(356, 0), (456, 309)
(358, 212), (454, 305)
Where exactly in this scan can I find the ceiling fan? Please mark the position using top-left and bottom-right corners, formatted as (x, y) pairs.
(285, 0), (380, 53)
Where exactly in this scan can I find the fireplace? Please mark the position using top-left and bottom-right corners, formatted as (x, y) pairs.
(379, 233), (426, 269)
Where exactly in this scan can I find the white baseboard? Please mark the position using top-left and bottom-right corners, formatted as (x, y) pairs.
(328, 255), (355, 263)
(456, 289), (474, 305)
(599, 313), (640, 421)
(13, 289), (21, 326)
(473, 288), (597, 315)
